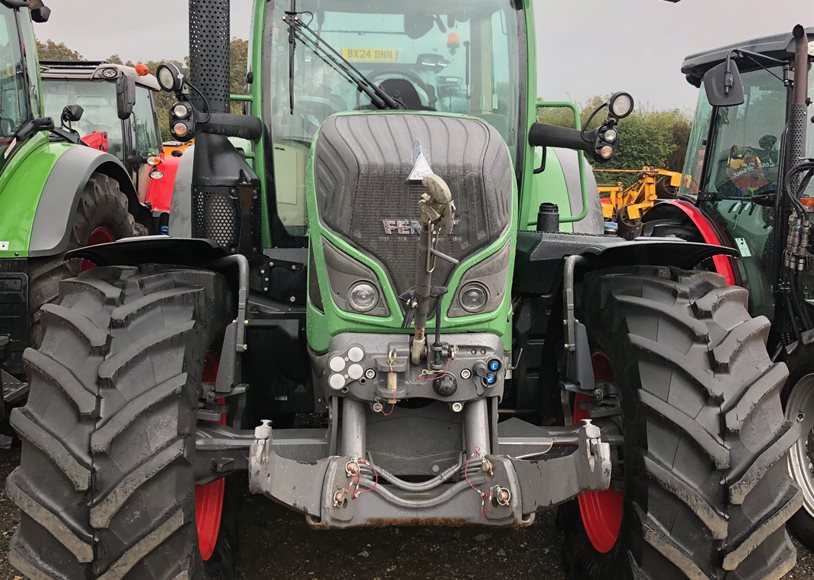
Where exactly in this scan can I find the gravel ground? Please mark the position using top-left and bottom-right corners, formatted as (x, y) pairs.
(1, 447), (813, 579)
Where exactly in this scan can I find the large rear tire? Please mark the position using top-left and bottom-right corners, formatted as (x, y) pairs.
(27, 173), (142, 349)
(7, 265), (238, 579)
(560, 267), (799, 579)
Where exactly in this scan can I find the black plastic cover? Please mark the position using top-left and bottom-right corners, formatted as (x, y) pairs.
(313, 113), (513, 297)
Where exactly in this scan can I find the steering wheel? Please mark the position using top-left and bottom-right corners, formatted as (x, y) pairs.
(357, 68), (436, 110)
(722, 145), (773, 196)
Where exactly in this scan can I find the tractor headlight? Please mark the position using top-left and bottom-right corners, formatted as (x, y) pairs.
(173, 103), (191, 120)
(603, 129), (617, 143)
(348, 282), (379, 313)
(157, 62), (184, 93)
(459, 282), (489, 313)
(609, 92), (634, 119)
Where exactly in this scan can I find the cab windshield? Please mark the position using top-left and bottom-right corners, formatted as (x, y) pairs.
(681, 66), (814, 198)
(266, 0), (523, 236)
(0, 6), (28, 146)
(42, 79), (125, 160)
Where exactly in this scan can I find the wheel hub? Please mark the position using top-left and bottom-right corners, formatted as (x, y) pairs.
(80, 227), (116, 272)
(786, 374), (814, 518)
(195, 351), (226, 561)
(574, 350), (623, 554)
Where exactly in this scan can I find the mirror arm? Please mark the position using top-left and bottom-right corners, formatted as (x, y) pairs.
(534, 146), (547, 175)
(725, 48), (788, 94)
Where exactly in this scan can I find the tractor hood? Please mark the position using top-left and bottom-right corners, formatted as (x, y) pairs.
(682, 27), (814, 86)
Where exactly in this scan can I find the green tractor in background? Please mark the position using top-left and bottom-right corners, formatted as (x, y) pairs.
(642, 26), (814, 552)
(0, 1), (150, 439)
(5, 1), (800, 579)
(39, 60), (173, 208)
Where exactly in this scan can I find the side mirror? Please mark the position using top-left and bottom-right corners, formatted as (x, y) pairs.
(416, 53), (449, 73)
(61, 104), (83, 124)
(703, 60), (745, 107)
(116, 75), (136, 120)
(29, 0), (50, 23)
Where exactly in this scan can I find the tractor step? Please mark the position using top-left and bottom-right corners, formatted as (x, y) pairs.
(1, 369), (28, 404)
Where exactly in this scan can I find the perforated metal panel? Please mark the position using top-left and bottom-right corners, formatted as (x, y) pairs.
(189, 0), (230, 113)
(192, 189), (240, 250)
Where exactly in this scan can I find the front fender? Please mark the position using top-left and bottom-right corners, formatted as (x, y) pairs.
(28, 145), (149, 258)
(514, 230), (739, 295)
(0, 133), (71, 258)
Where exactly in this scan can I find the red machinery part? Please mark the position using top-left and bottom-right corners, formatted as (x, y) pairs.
(143, 152), (180, 214)
(660, 199), (736, 286)
(80, 131), (109, 152)
(573, 350), (623, 554)
(195, 351), (226, 561)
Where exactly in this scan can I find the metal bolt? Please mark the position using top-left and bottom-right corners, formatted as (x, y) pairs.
(495, 486), (511, 507)
(460, 368), (472, 380)
(332, 490), (346, 507)
(289, 296), (296, 303)
(451, 402), (464, 413)
(481, 458), (494, 476)
(798, 413), (806, 422)
(254, 419), (272, 440)
(260, 269), (265, 274)
(345, 459), (360, 477)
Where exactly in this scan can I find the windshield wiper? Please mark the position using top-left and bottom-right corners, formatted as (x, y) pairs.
(282, 5), (403, 113)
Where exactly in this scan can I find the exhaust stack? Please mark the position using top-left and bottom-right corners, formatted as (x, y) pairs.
(189, 0), (231, 113)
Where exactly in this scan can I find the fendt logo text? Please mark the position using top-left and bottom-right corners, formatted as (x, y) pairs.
(382, 219), (422, 235)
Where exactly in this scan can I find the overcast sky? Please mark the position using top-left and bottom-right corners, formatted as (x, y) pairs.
(35, 0), (814, 111)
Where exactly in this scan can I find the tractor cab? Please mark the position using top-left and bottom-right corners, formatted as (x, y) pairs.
(265, 0), (526, 237)
(645, 29), (814, 319)
(0, 2), (44, 159)
(40, 61), (165, 198)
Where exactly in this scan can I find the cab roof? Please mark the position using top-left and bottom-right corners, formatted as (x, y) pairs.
(681, 28), (814, 87)
(40, 61), (160, 92)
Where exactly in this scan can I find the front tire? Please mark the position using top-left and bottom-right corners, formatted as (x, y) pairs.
(560, 267), (799, 579)
(7, 265), (237, 579)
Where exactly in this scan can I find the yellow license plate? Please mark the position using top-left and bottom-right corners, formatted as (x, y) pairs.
(340, 48), (398, 62)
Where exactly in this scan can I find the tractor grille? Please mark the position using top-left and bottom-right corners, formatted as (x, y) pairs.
(313, 114), (512, 300)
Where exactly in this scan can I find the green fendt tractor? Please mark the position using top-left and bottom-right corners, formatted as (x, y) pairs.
(6, 1), (800, 579)
(0, 1), (150, 437)
(642, 27), (814, 551)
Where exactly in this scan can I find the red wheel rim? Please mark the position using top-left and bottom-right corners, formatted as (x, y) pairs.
(80, 227), (116, 272)
(574, 350), (623, 554)
(195, 351), (226, 561)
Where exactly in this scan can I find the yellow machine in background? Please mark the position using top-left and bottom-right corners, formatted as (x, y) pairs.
(595, 167), (682, 222)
